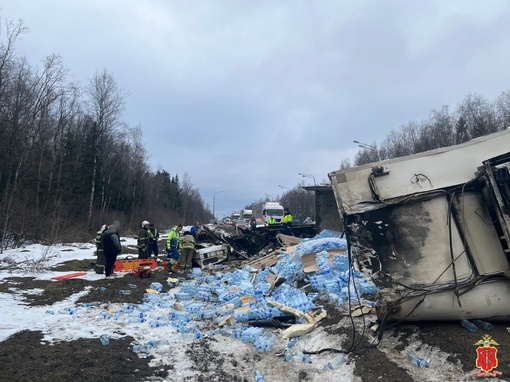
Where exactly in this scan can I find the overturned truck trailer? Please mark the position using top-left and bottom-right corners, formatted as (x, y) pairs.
(329, 130), (510, 321)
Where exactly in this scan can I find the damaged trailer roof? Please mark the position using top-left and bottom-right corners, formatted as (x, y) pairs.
(328, 129), (510, 322)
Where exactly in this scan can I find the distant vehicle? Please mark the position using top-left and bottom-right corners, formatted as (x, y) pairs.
(252, 201), (284, 223)
(240, 209), (252, 224)
(231, 213), (240, 225)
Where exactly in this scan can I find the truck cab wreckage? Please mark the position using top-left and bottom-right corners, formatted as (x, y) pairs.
(329, 129), (510, 322)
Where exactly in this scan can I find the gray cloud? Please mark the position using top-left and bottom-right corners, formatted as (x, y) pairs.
(4, 0), (510, 218)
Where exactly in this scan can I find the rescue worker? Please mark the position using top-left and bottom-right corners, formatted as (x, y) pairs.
(102, 224), (121, 278)
(190, 222), (200, 238)
(147, 223), (159, 258)
(266, 216), (276, 225)
(166, 224), (183, 270)
(179, 231), (196, 271)
(137, 220), (150, 259)
(282, 208), (293, 235)
(94, 224), (108, 274)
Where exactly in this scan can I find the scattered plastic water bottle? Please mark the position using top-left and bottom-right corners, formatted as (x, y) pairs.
(131, 344), (152, 354)
(127, 283), (138, 289)
(45, 310), (55, 315)
(58, 307), (77, 315)
(99, 287), (107, 292)
(407, 352), (429, 368)
(254, 369), (265, 382)
(150, 320), (171, 328)
(460, 319), (478, 333)
(174, 292), (192, 301)
(99, 334), (109, 346)
(473, 319), (494, 331)
(81, 302), (100, 308)
(148, 339), (169, 347)
(325, 354), (346, 370)
(128, 316), (145, 323)
(118, 290), (132, 295)
(182, 331), (203, 340)
(219, 328), (233, 337)
(149, 282), (163, 292)
(287, 337), (297, 349)
(295, 351), (312, 363)
(284, 349), (293, 362)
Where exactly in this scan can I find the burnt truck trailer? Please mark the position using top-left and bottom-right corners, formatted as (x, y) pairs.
(329, 129), (510, 321)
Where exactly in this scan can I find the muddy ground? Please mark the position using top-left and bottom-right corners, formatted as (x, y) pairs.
(1, 252), (509, 382)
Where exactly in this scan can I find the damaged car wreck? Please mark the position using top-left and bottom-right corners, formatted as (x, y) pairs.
(329, 129), (510, 322)
(193, 222), (318, 267)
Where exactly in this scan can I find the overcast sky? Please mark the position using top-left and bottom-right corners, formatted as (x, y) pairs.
(3, 1), (510, 219)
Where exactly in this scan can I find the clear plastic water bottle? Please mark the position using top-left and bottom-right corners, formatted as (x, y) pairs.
(295, 351), (312, 363)
(127, 283), (138, 289)
(99, 334), (109, 346)
(118, 290), (132, 295)
(407, 352), (429, 368)
(473, 319), (494, 331)
(131, 344), (151, 354)
(325, 354), (346, 370)
(460, 319), (478, 333)
(148, 339), (169, 347)
(150, 320), (170, 328)
(284, 349), (293, 362)
(45, 310), (55, 315)
(128, 316), (145, 323)
(149, 282), (163, 292)
(254, 369), (265, 382)
(81, 302), (100, 307)
(219, 328), (233, 337)
(58, 307), (77, 315)
(287, 337), (297, 349)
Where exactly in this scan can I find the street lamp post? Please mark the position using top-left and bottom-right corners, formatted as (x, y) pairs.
(212, 191), (224, 219)
(298, 172), (316, 186)
(353, 140), (377, 151)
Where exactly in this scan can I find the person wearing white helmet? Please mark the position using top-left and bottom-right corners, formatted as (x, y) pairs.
(137, 220), (150, 259)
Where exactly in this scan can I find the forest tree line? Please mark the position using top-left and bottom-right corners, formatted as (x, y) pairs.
(0, 17), (211, 249)
(348, 91), (510, 167)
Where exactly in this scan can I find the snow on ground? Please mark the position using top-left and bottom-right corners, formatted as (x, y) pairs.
(0, 236), (481, 381)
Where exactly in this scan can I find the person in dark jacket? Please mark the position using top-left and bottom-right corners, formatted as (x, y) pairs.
(147, 223), (159, 258)
(137, 220), (150, 259)
(102, 224), (121, 278)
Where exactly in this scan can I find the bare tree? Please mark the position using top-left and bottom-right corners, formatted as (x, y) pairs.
(84, 69), (127, 227)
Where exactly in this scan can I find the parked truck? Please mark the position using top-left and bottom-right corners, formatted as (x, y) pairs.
(252, 202), (284, 223)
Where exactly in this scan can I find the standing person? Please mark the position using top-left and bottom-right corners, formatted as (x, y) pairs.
(94, 224), (108, 274)
(250, 217), (257, 230)
(282, 208), (293, 235)
(179, 231), (196, 271)
(102, 224), (121, 279)
(166, 224), (183, 269)
(137, 220), (150, 259)
(266, 216), (276, 225)
(147, 223), (160, 258)
(190, 222), (200, 238)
